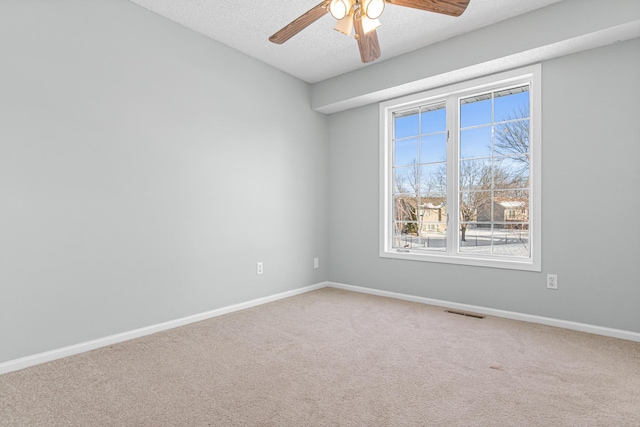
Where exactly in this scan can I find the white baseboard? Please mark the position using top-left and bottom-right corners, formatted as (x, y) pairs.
(3, 280), (637, 376)
(0, 282), (328, 375)
(327, 281), (640, 343)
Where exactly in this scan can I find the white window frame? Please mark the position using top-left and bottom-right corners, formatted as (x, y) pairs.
(379, 65), (541, 271)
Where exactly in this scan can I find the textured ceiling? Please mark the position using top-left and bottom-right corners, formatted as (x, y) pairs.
(128, 0), (563, 83)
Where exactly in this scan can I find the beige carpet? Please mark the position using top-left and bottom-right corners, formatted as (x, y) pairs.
(1, 287), (639, 426)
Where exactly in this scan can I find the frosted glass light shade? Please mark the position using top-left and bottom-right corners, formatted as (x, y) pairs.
(334, 14), (354, 36)
(361, 16), (381, 34)
(363, 0), (385, 19)
(329, 0), (350, 20)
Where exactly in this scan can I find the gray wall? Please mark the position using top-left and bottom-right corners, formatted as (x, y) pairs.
(327, 38), (640, 333)
(0, 0), (328, 363)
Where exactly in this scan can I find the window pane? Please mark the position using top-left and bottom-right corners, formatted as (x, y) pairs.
(417, 227), (447, 251)
(421, 106), (446, 134)
(491, 224), (530, 257)
(460, 126), (492, 159)
(493, 190), (529, 223)
(494, 120), (530, 157)
(494, 156), (529, 189)
(460, 96), (491, 128)
(392, 222), (420, 249)
(393, 221), (447, 251)
(394, 138), (419, 167)
(420, 134), (446, 164)
(394, 167), (419, 194)
(459, 224), (529, 257)
(418, 196), (447, 252)
(420, 164), (446, 195)
(418, 196), (446, 223)
(394, 110), (419, 139)
(494, 87), (529, 122)
(459, 159), (492, 191)
(460, 191), (492, 223)
(459, 223), (492, 254)
(394, 195), (417, 222)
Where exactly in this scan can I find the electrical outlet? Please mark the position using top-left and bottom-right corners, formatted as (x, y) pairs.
(547, 274), (558, 290)
(257, 262), (263, 275)
(314, 258), (319, 269)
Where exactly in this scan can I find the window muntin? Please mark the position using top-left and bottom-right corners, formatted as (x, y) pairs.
(380, 66), (541, 271)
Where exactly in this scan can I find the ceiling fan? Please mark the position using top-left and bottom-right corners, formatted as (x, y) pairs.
(269, 0), (470, 63)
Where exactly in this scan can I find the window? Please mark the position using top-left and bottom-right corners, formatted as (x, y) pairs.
(380, 66), (541, 271)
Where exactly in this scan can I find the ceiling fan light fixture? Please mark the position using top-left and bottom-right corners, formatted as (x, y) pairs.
(363, 0), (385, 19)
(334, 13), (354, 36)
(361, 16), (381, 34)
(269, 0), (471, 64)
(329, 0), (351, 20)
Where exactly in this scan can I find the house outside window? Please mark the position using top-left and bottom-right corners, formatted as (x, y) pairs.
(379, 66), (541, 271)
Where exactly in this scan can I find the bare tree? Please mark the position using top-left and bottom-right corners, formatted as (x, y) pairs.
(395, 160), (447, 240)
(492, 106), (531, 235)
(394, 162), (421, 236)
(458, 160), (492, 241)
(494, 105), (530, 180)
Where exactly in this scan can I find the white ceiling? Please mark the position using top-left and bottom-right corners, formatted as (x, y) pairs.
(128, 0), (563, 84)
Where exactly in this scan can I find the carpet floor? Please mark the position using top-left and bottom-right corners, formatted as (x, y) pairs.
(1, 287), (639, 426)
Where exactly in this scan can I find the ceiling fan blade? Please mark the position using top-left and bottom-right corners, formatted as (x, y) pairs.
(269, 1), (330, 44)
(353, 19), (381, 64)
(386, 0), (470, 17)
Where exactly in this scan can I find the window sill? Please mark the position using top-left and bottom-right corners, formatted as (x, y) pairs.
(380, 249), (541, 272)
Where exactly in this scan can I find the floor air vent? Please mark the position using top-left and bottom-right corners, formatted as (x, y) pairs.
(445, 309), (485, 319)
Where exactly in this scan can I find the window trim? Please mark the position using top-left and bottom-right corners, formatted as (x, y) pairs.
(379, 65), (541, 272)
